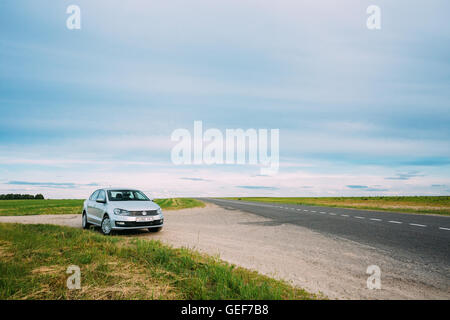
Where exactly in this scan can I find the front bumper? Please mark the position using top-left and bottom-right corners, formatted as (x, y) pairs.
(113, 219), (163, 230)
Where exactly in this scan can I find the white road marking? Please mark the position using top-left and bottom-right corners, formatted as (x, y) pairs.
(370, 218), (382, 222)
(409, 223), (426, 228)
(303, 210), (309, 212)
(311, 211), (316, 213)
(341, 214), (349, 217)
(320, 212), (326, 214)
(329, 213), (336, 216)
(389, 220), (402, 224)
(354, 216), (365, 219)
(439, 227), (450, 231)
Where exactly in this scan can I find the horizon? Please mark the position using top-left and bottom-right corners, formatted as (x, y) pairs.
(1, 193), (450, 201)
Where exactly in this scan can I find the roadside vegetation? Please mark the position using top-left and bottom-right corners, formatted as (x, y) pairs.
(155, 198), (205, 210)
(228, 196), (450, 216)
(0, 198), (205, 216)
(0, 223), (316, 300)
(0, 194), (44, 200)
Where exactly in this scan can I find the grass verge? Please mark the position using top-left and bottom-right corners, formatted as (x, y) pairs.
(0, 198), (205, 216)
(0, 223), (315, 300)
(226, 196), (450, 216)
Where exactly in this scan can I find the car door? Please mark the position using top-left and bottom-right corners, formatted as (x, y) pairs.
(87, 190), (100, 223)
(95, 190), (107, 221)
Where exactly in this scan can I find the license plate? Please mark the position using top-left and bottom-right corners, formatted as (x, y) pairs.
(136, 217), (154, 222)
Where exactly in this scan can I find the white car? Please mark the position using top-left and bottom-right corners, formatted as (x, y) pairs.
(82, 188), (164, 235)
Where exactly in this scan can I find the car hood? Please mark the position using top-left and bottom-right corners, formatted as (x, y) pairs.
(109, 201), (160, 211)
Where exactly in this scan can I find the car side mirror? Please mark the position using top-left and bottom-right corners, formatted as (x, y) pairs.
(96, 199), (106, 204)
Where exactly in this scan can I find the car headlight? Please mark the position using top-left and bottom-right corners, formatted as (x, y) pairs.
(113, 208), (130, 216)
(157, 207), (162, 215)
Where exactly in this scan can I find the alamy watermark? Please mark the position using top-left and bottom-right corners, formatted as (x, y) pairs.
(64, 5), (380, 31)
(66, 5), (81, 30)
(171, 121), (279, 175)
(66, 265), (81, 290)
(366, 265), (381, 290)
(367, 5), (381, 30)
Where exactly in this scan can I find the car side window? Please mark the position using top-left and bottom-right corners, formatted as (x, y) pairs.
(89, 190), (99, 200)
(97, 190), (106, 202)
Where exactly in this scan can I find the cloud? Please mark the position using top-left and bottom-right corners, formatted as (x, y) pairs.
(346, 185), (388, 192)
(364, 188), (389, 192)
(180, 177), (210, 182)
(0, 166), (444, 199)
(236, 185), (279, 190)
(0, 1), (449, 199)
(385, 171), (424, 180)
(6, 181), (99, 189)
(402, 158), (450, 166)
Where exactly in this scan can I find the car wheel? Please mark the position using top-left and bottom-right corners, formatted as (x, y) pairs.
(148, 227), (162, 233)
(101, 216), (113, 235)
(82, 212), (91, 229)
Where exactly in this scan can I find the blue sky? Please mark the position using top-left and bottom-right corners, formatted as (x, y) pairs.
(0, 0), (449, 198)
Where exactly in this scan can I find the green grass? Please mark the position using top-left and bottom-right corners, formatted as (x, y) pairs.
(155, 198), (205, 210)
(0, 223), (315, 300)
(226, 196), (450, 216)
(0, 199), (84, 216)
(0, 198), (205, 216)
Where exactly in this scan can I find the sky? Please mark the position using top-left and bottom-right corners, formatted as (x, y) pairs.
(0, 0), (449, 199)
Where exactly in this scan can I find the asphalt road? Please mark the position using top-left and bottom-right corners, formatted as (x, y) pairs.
(204, 198), (450, 280)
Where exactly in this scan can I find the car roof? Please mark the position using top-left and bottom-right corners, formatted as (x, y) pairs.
(102, 188), (140, 191)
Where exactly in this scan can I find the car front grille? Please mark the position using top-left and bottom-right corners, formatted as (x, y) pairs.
(128, 210), (158, 216)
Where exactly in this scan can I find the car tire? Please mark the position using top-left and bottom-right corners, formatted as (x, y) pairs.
(101, 215), (113, 235)
(82, 212), (91, 229)
(148, 227), (162, 233)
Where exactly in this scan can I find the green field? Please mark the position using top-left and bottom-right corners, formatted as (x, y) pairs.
(227, 196), (450, 216)
(0, 223), (315, 300)
(0, 198), (205, 216)
(156, 198), (205, 210)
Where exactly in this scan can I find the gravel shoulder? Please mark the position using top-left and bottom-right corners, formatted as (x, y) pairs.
(0, 203), (448, 299)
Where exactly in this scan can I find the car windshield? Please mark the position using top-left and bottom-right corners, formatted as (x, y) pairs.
(107, 190), (150, 201)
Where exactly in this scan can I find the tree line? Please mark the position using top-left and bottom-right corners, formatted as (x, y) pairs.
(0, 194), (45, 200)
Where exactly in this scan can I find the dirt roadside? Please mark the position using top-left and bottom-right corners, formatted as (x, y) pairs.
(0, 203), (448, 299)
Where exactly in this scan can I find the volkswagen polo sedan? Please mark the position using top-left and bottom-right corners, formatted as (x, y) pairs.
(82, 188), (164, 235)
